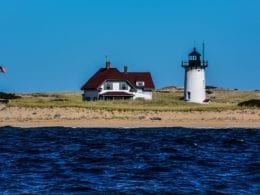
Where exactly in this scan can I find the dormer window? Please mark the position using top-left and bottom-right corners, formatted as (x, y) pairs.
(136, 81), (145, 87)
(104, 82), (113, 90)
(120, 82), (128, 90)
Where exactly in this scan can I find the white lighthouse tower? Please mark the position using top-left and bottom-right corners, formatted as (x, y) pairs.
(182, 46), (208, 103)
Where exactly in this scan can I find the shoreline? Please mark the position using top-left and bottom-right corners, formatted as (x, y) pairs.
(2, 120), (260, 129)
(1, 106), (259, 128)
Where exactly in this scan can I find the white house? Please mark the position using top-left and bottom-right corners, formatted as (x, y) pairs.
(182, 47), (208, 103)
(81, 61), (155, 101)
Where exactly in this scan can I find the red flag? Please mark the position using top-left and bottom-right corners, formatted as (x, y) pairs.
(0, 66), (6, 73)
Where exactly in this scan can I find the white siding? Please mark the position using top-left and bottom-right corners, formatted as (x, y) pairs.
(100, 81), (131, 94)
(83, 81), (153, 101)
(133, 91), (153, 100)
(83, 90), (99, 101)
(184, 68), (206, 103)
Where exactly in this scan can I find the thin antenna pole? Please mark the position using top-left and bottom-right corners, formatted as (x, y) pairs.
(105, 55), (108, 62)
(202, 41), (205, 64)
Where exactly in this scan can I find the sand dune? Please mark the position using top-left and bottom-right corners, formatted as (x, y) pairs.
(0, 105), (259, 128)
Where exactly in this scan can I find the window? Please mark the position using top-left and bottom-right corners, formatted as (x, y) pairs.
(104, 82), (113, 90)
(120, 82), (128, 90)
(136, 81), (145, 87)
(190, 56), (197, 60)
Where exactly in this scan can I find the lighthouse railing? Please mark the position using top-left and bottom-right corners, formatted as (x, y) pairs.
(181, 60), (208, 68)
(201, 60), (208, 67)
(181, 61), (189, 67)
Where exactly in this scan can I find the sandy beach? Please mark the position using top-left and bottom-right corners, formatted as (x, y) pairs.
(0, 105), (259, 128)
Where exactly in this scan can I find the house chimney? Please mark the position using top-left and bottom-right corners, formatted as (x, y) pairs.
(106, 61), (111, 69)
(124, 65), (128, 73)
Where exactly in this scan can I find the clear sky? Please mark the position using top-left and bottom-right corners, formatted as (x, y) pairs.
(0, 0), (259, 92)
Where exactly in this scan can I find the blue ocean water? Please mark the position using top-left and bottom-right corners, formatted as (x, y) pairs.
(0, 127), (259, 194)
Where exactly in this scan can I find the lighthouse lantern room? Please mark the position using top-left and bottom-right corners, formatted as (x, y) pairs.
(182, 46), (208, 103)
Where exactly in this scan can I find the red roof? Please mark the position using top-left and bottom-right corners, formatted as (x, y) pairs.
(81, 66), (155, 90)
(100, 92), (134, 97)
(124, 72), (155, 89)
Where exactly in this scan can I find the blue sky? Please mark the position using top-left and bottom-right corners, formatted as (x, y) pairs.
(0, 0), (259, 92)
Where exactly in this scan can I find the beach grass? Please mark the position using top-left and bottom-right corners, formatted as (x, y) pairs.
(6, 89), (259, 112)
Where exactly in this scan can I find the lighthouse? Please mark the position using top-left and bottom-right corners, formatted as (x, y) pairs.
(182, 46), (208, 103)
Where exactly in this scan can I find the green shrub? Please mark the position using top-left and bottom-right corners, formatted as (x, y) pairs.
(238, 99), (260, 108)
(0, 92), (21, 99)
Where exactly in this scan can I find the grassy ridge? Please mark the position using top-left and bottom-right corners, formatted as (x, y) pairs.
(6, 90), (260, 111)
